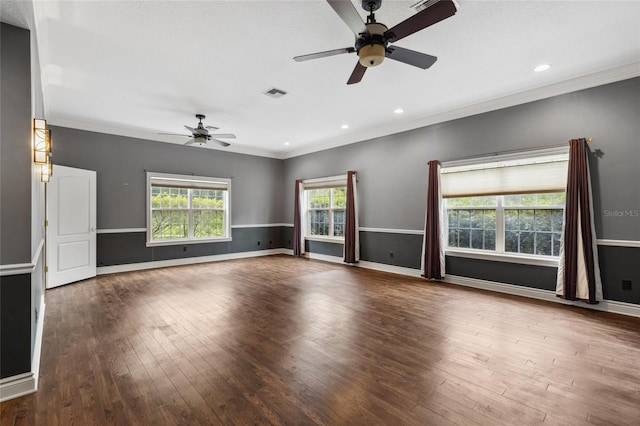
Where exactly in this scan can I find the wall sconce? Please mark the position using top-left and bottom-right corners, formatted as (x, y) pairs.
(34, 118), (52, 164)
(40, 157), (53, 183)
(34, 118), (53, 182)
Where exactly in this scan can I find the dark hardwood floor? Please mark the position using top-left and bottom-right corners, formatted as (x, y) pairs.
(2, 255), (639, 425)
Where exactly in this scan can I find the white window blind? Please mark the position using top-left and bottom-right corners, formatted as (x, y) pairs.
(149, 175), (229, 191)
(441, 151), (569, 198)
(302, 175), (347, 189)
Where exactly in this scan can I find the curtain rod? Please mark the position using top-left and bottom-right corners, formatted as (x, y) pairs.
(440, 138), (593, 164)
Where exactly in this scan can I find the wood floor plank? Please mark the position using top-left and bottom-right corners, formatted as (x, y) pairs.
(1, 255), (639, 425)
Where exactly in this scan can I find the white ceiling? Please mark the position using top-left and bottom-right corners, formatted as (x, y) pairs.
(6, 1), (640, 158)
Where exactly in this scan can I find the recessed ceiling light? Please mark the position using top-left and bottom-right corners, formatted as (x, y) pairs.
(341, 124), (349, 129)
(534, 64), (551, 72)
(284, 141), (290, 146)
(394, 108), (404, 114)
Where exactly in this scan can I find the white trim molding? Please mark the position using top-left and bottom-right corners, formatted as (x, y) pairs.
(0, 373), (35, 402)
(97, 228), (146, 234)
(304, 252), (423, 277)
(97, 224), (292, 234)
(358, 260), (423, 278)
(596, 239), (640, 248)
(32, 295), (45, 391)
(443, 275), (640, 318)
(0, 296), (45, 402)
(0, 262), (34, 276)
(305, 236), (344, 244)
(231, 223), (291, 229)
(0, 238), (45, 276)
(97, 248), (289, 275)
(359, 227), (424, 235)
(293, 252), (640, 318)
(283, 62), (640, 160)
(446, 249), (559, 267)
(304, 252), (344, 264)
(347, 228), (640, 250)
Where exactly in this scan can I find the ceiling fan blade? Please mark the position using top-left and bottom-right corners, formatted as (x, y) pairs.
(184, 125), (196, 132)
(384, 0), (457, 43)
(159, 132), (192, 137)
(294, 47), (356, 62)
(385, 46), (437, 69)
(212, 139), (231, 148)
(205, 125), (219, 130)
(326, 0), (367, 36)
(347, 62), (367, 85)
(184, 139), (195, 145)
(209, 134), (236, 139)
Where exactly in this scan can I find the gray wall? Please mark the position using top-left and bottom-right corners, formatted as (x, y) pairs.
(51, 127), (286, 266)
(1, 23), (31, 265)
(54, 79), (640, 304)
(51, 127), (285, 229)
(283, 77), (640, 305)
(284, 78), (640, 237)
(0, 22), (34, 379)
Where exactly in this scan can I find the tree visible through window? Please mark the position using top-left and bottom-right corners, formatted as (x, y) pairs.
(504, 193), (565, 256)
(307, 187), (346, 238)
(446, 192), (565, 257)
(147, 173), (231, 245)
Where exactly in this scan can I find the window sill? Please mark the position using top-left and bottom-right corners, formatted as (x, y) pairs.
(146, 237), (232, 247)
(445, 248), (559, 267)
(305, 236), (345, 244)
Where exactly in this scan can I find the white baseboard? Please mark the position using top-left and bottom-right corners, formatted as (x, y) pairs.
(0, 373), (36, 402)
(97, 248), (289, 275)
(304, 252), (423, 277)
(443, 275), (640, 318)
(296, 252), (640, 318)
(0, 292), (46, 402)
(304, 252), (343, 264)
(357, 260), (423, 278)
(32, 295), (45, 389)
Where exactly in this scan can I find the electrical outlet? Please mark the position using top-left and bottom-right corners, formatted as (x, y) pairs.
(622, 280), (632, 291)
(389, 251), (394, 258)
(257, 241), (261, 246)
(269, 240), (272, 245)
(183, 246), (187, 252)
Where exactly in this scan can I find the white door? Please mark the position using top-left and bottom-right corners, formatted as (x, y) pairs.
(46, 165), (97, 288)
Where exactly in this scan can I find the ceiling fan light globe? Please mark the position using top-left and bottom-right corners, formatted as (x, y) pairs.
(194, 137), (207, 146)
(358, 43), (385, 67)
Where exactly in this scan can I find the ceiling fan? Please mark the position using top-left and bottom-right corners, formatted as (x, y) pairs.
(160, 114), (236, 147)
(294, 0), (457, 84)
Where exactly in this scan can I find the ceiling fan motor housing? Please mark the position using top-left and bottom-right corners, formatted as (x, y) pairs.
(362, 0), (382, 12)
(357, 22), (388, 67)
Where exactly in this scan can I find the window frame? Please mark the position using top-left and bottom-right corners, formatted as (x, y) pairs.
(302, 175), (347, 244)
(441, 147), (569, 267)
(445, 194), (565, 266)
(146, 172), (232, 247)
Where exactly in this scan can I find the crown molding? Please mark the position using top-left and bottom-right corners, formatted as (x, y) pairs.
(283, 61), (640, 159)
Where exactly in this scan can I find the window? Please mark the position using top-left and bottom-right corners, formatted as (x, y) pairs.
(146, 172), (231, 246)
(447, 196), (497, 251)
(307, 187), (346, 238)
(302, 175), (347, 241)
(442, 148), (569, 260)
(446, 193), (565, 257)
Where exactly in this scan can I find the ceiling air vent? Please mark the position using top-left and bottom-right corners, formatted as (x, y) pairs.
(411, 0), (441, 12)
(263, 87), (288, 99)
